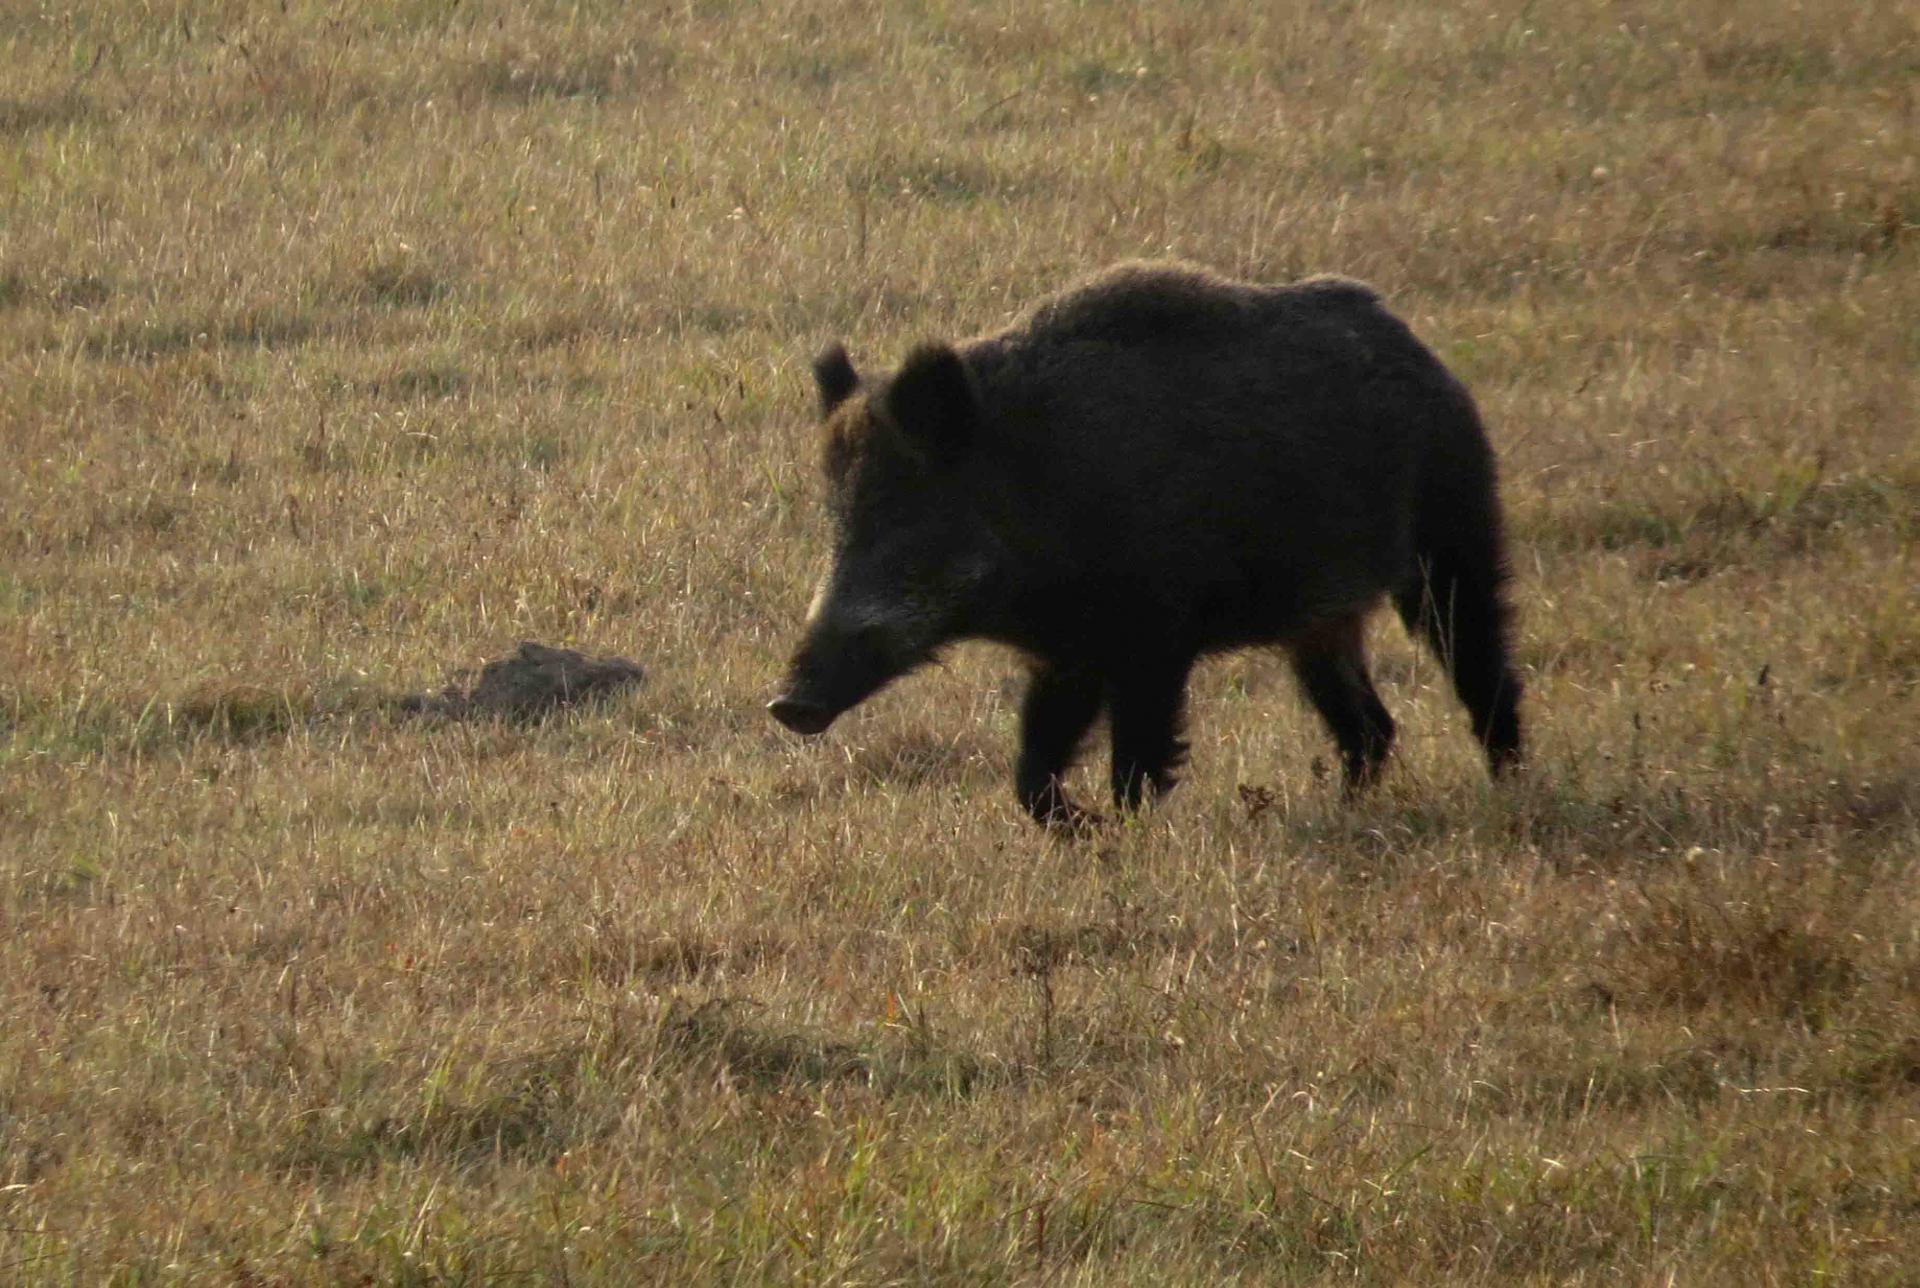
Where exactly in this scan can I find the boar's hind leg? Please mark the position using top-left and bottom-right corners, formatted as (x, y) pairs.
(1394, 556), (1523, 777)
(1107, 655), (1195, 812)
(1017, 666), (1105, 829)
(1288, 614), (1396, 791)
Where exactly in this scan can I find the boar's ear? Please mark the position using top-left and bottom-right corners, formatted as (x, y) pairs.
(881, 343), (977, 468)
(812, 343), (860, 418)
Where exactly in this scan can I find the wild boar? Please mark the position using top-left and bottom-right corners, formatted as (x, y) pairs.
(769, 261), (1522, 828)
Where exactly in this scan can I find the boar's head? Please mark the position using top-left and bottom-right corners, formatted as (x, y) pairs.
(767, 341), (1005, 736)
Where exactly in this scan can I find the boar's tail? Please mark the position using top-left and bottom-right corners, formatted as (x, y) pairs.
(1394, 402), (1524, 775)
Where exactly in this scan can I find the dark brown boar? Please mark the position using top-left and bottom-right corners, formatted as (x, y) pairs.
(768, 261), (1522, 829)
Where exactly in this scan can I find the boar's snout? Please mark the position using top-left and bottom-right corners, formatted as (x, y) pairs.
(767, 617), (906, 737)
(766, 695), (836, 736)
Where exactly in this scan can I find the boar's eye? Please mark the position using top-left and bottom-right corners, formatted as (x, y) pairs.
(879, 343), (977, 468)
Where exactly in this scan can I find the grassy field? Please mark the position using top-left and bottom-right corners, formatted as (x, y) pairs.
(3, 1), (1917, 1281)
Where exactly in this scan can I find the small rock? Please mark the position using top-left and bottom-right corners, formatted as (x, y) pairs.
(399, 642), (645, 720)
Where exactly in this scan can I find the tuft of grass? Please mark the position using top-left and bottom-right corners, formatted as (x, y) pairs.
(169, 682), (313, 743)
(355, 259), (450, 308)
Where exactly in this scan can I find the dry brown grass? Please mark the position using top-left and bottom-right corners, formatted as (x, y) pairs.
(2, 1), (1917, 1282)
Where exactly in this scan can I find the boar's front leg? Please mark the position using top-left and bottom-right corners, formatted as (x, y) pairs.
(1107, 655), (1195, 812)
(1016, 665), (1105, 830)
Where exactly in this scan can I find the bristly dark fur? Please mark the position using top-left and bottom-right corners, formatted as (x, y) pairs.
(776, 260), (1523, 828)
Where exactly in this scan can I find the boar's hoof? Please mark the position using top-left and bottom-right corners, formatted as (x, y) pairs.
(1046, 806), (1105, 838)
(767, 696), (836, 736)
(1023, 783), (1103, 836)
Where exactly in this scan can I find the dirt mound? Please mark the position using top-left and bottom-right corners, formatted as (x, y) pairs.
(399, 642), (645, 720)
